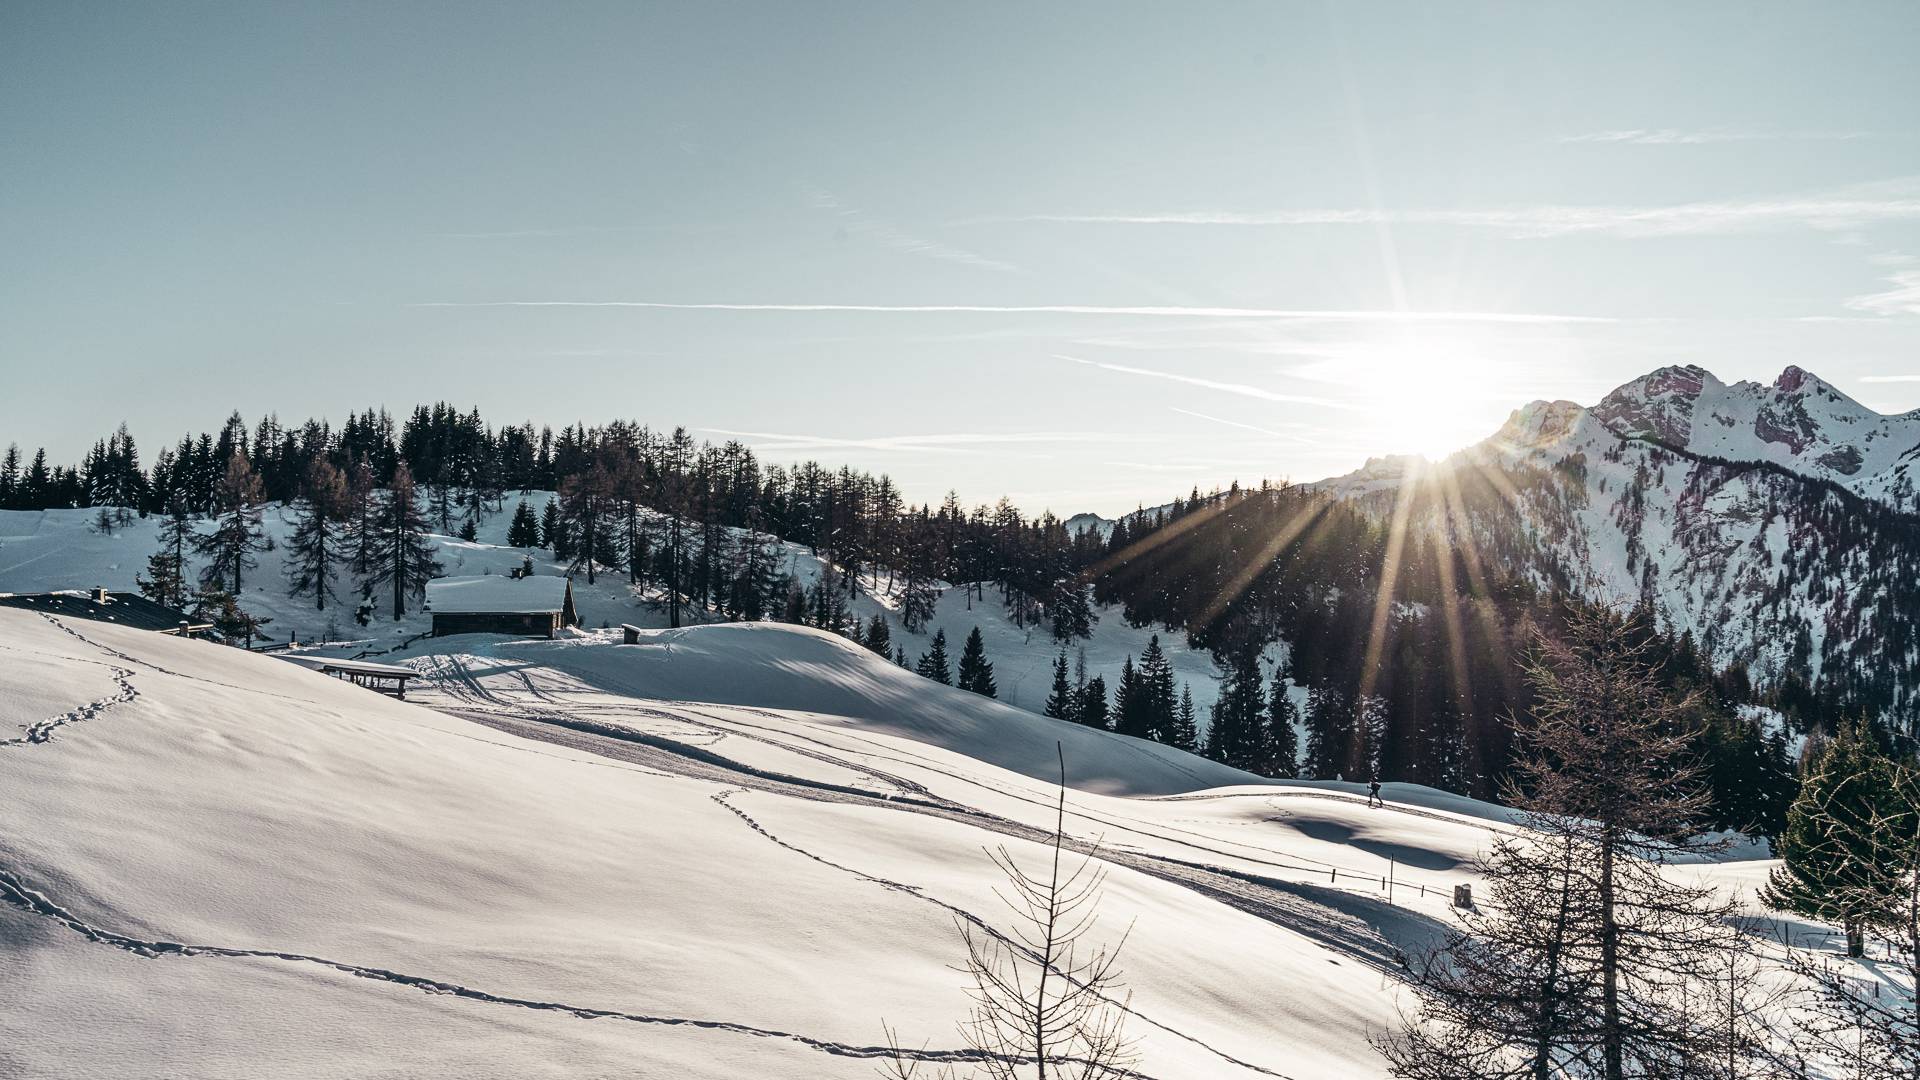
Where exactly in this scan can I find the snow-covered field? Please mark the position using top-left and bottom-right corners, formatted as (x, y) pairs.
(0, 605), (1816, 1078)
(0, 607), (1462, 1077)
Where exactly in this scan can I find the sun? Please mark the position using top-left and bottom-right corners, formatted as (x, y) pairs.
(1357, 342), (1507, 460)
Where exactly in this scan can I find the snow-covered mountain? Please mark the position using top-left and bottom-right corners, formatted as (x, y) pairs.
(1313, 367), (1920, 716)
(1590, 364), (1920, 511)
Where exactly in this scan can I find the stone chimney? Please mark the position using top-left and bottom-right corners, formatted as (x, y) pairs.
(92, 587), (111, 604)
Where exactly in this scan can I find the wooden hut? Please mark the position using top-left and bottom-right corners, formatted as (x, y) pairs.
(425, 574), (578, 638)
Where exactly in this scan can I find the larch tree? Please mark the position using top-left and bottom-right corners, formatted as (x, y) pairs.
(1379, 606), (1757, 1080)
(286, 457), (349, 611)
(194, 452), (268, 599)
(137, 500), (196, 611)
(880, 745), (1137, 1080)
(362, 460), (443, 621)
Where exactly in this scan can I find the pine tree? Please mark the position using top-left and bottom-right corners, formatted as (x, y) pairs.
(1209, 650), (1267, 770)
(1169, 685), (1198, 754)
(1778, 757), (1920, 1078)
(861, 612), (893, 657)
(506, 500), (540, 548)
(915, 628), (952, 685)
(0, 443), (19, 509)
(1078, 675), (1110, 730)
(362, 460), (443, 621)
(540, 498), (566, 556)
(286, 458), (348, 611)
(956, 626), (996, 698)
(1765, 723), (1915, 957)
(1303, 684), (1352, 780)
(193, 452), (268, 598)
(1113, 657), (1147, 738)
(1138, 635), (1176, 742)
(1267, 668), (1299, 778)
(1045, 650), (1078, 722)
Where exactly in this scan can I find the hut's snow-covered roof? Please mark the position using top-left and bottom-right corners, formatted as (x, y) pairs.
(426, 575), (569, 614)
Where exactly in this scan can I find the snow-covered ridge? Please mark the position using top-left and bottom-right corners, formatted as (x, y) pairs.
(1590, 363), (1920, 510)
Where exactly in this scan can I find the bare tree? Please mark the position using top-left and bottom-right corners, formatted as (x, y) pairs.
(882, 744), (1137, 1080)
(1380, 606), (1771, 1079)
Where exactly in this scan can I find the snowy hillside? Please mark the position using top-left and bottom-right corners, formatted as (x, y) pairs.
(1, 606), (1506, 1078)
(0, 500), (1240, 719)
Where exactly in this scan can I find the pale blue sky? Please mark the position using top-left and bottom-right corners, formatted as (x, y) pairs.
(5, 2), (1920, 513)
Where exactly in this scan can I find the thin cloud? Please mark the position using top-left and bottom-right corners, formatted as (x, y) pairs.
(976, 178), (1920, 239)
(410, 300), (1606, 324)
(1169, 407), (1316, 443)
(1845, 270), (1920, 316)
(1060, 355), (1357, 410)
(1556, 127), (1877, 145)
(1859, 374), (1920, 383)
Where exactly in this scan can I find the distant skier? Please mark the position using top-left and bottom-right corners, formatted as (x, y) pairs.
(1367, 779), (1383, 809)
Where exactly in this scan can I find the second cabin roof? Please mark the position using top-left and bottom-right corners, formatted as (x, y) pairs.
(425, 574), (570, 614)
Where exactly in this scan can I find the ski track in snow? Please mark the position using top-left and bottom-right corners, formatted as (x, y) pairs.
(416, 652), (1456, 1076)
(0, 623), (1123, 1074)
(1, 624), (1417, 1077)
(707, 788), (1308, 1080)
(0, 867), (1117, 1072)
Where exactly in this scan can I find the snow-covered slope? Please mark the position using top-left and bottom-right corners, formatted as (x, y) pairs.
(0, 607), (1506, 1078)
(0, 500), (1238, 720)
(1591, 364), (1920, 511)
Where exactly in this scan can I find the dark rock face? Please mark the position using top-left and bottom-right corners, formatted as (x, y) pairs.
(1590, 364), (1708, 445)
(1816, 445), (1865, 475)
(1756, 397), (1819, 455)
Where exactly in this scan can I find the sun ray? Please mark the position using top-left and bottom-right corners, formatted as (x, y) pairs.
(1355, 461), (1424, 708)
(1193, 492), (1333, 634)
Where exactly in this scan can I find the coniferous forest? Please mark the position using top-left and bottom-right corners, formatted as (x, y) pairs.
(9, 401), (1902, 829)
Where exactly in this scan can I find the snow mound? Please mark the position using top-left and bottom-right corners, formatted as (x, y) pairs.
(421, 621), (1262, 797)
